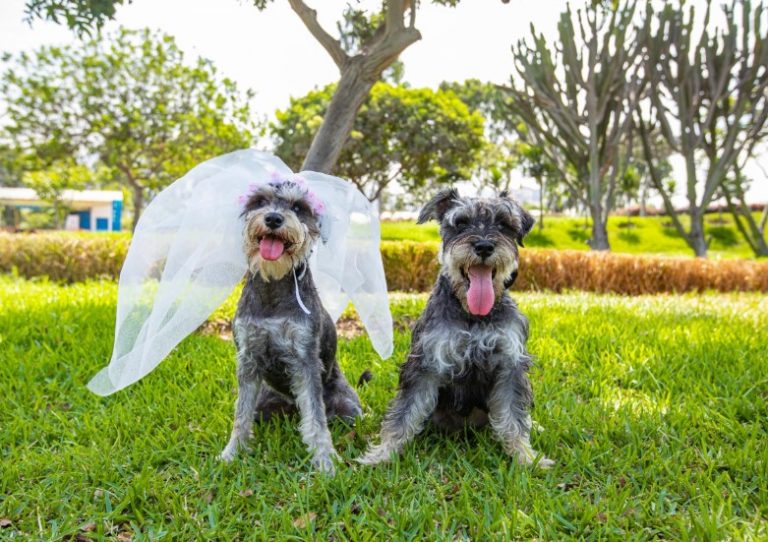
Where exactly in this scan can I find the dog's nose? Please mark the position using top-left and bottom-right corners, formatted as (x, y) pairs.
(473, 240), (495, 258)
(264, 212), (284, 230)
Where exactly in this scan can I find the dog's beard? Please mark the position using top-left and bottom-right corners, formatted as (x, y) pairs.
(244, 215), (316, 281)
(442, 242), (518, 316)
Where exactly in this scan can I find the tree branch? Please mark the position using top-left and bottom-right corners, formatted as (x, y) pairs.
(386, 0), (407, 33)
(287, 0), (349, 69)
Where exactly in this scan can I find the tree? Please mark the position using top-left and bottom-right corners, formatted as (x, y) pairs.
(1, 28), (256, 230)
(23, 0), (504, 176)
(502, 2), (643, 250)
(0, 145), (20, 187)
(272, 82), (485, 203)
(440, 80), (521, 195)
(637, 0), (768, 257)
(21, 161), (91, 228)
(515, 138), (557, 230)
(722, 161), (768, 257)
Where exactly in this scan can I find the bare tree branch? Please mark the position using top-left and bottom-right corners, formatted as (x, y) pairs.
(287, 0), (349, 69)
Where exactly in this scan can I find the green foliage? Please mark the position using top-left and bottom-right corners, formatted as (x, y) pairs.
(20, 161), (94, 228)
(23, 0), (131, 34)
(1, 277), (767, 539)
(439, 80), (521, 193)
(0, 232), (129, 281)
(22, 0), (275, 34)
(1, 28), (258, 230)
(0, 145), (21, 187)
(272, 82), (485, 201)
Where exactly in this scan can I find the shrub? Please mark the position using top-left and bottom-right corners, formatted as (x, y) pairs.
(380, 241), (440, 292)
(1, 232), (767, 294)
(514, 250), (768, 294)
(0, 232), (129, 282)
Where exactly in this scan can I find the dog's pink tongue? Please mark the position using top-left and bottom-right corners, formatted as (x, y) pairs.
(259, 236), (285, 261)
(467, 265), (495, 316)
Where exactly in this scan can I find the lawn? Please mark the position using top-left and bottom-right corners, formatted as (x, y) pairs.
(381, 213), (767, 259)
(1, 276), (767, 540)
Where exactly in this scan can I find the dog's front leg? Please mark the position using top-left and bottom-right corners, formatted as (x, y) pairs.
(488, 363), (554, 468)
(220, 373), (262, 462)
(357, 376), (439, 465)
(290, 363), (339, 474)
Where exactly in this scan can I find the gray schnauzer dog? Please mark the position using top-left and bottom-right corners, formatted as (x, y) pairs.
(219, 179), (362, 473)
(358, 188), (553, 468)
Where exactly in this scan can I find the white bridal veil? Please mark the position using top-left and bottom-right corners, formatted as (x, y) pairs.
(88, 149), (393, 396)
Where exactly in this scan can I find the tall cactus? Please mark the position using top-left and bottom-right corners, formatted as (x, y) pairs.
(637, 0), (768, 257)
(502, 2), (642, 251)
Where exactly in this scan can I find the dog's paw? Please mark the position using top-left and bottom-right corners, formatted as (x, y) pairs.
(356, 445), (395, 466)
(219, 446), (238, 463)
(219, 438), (250, 462)
(510, 447), (554, 469)
(536, 456), (556, 469)
(311, 449), (340, 475)
(504, 440), (554, 469)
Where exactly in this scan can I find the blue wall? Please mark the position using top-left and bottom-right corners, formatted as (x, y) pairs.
(112, 200), (122, 232)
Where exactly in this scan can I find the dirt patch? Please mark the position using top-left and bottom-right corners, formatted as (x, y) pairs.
(199, 314), (372, 340)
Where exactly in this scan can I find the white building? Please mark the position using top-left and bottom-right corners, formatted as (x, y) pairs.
(0, 187), (124, 232)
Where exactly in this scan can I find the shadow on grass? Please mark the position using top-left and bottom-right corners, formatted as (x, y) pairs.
(708, 226), (739, 247)
(567, 227), (591, 244)
(661, 224), (684, 239)
(617, 231), (641, 245)
(525, 230), (555, 247)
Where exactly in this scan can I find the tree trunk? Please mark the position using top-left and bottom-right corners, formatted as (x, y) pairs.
(131, 187), (143, 233)
(588, 202), (611, 251)
(688, 209), (708, 258)
(53, 200), (63, 230)
(537, 175), (544, 230)
(301, 61), (376, 173)
(639, 176), (648, 217)
(589, 221), (610, 250)
(726, 194), (768, 257)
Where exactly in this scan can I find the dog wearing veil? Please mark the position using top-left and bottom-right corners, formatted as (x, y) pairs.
(88, 150), (393, 474)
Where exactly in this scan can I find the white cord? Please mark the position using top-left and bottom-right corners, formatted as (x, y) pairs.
(293, 266), (311, 315)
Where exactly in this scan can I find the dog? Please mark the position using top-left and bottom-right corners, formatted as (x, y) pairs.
(358, 188), (553, 468)
(219, 177), (362, 473)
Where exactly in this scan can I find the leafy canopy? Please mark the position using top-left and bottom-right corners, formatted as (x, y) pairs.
(1, 28), (258, 229)
(271, 82), (485, 202)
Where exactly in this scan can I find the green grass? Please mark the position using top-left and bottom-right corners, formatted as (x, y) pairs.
(381, 213), (767, 259)
(1, 276), (767, 540)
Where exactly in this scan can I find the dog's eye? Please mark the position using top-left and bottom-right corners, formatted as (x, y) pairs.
(454, 217), (469, 230)
(499, 221), (516, 234)
(249, 196), (266, 208)
(292, 203), (304, 214)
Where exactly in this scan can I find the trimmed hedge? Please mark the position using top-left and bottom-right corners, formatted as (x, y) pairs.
(0, 232), (129, 283)
(2, 232), (767, 294)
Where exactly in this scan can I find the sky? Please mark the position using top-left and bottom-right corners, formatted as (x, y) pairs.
(0, 0), (565, 116)
(0, 0), (766, 202)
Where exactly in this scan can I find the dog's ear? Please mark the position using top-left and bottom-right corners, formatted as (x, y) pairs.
(516, 208), (535, 247)
(417, 188), (460, 224)
(500, 190), (535, 247)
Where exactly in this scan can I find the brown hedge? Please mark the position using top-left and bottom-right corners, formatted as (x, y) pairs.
(2, 233), (767, 294)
